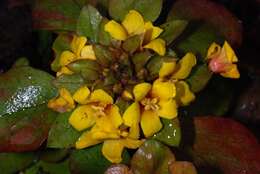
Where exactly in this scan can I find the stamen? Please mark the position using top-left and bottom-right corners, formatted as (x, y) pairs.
(91, 105), (106, 117)
(141, 97), (160, 111)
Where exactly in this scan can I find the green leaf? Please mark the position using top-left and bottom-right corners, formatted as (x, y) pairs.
(12, 57), (30, 67)
(186, 64), (212, 93)
(132, 51), (152, 73)
(69, 144), (130, 174)
(108, 0), (135, 21)
(68, 59), (100, 73)
(47, 112), (81, 148)
(40, 149), (70, 163)
(77, 5), (103, 43)
(51, 34), (72, 72)
(98, 18), (112, 46)
(133, 0), (163, 22)
(33, 0), (83, 31)
(146, 55), (163, 80)
(160, 20), (188, 45)
(0, 66), (57, 116)
(122, 35), (141, 53)
(153, 118), (181, 147)
(131, 140), (175, 174)
(93, 45), (113, 67)
(0, 152), (36, 174)
(53, 73), (85, 94)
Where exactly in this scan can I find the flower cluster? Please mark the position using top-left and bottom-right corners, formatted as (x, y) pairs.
(48, 9), (240, 163)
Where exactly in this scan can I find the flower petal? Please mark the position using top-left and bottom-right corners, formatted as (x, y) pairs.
(59, 51), (76, 66)
(172, 52), (196, 79)
(71, 35), (87, 57)
(121, 138), (144, 149)
(223, 41), (238, 62)
(69, 105), (96, 131)
(73, 86), (90, 104)
(60, 88), (75, 107)
(133, 83), (152, 101)
(128, 123), (140, 139)
(90, 89), (114, 104)
(107, 105), (123, 128)
(159, 61), (176, 78)
(207, 42), (221, 59)
(56, 66), (74, 77)
(80, 45), (96, 60)
(176, 81), (195, 106)
(151, 80), (176, 100)
(158, 99), (178, 119)
(123, 102), (140, 126)
(104, 20), (127, 41)
(122, 10), (145, 36)
(141, 110), (162, 137)
(144, 38), (166, 56)
(144, 21), (163, 41)
(102, 140), (124, 163)
(75, 131), (101, 149)
(220, 64), (240, 78)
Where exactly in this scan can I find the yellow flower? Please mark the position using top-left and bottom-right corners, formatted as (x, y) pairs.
(57, 35), (96, 76)
(207, 41), (240, 78)
(104, 10), (166, 56)
(73, 100), (143, 163)
(48, 88), (75, 113)
(158, 53), (197, 106)
(123, 81), (178, 138)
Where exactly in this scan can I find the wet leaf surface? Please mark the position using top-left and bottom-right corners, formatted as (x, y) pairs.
(190, 117), (260, 174)
(131, 139), (175, 174)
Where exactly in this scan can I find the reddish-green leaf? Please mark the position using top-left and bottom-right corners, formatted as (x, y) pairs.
(190, 117), (260, 174)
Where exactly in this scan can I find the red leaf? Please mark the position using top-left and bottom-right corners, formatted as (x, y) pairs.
(191, 117), (260, 174)
(168, 0), (242, 47)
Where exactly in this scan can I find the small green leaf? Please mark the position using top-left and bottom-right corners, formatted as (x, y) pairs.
(132, 51), (152, 73)
(77, 5), (103, 43)
(53, 73), (85, 94)
(160, 20), (188, 45)
(98, 18), (112, 46)
(133, 0), (163, 22)
(69, 144), (130, 174)
(12, 57), (30, 67)
(131, 140), (175, 174)
(40, 149), (70, 163)
(153, 118), (181, 147)
(93, 45), (114, 67)
(47, 112), (81, 148)
(186, 64), (212, 93)
(146, 55), (163, 80)
(122, 35), (141, 53)
(0, 152), (36, 174)
(68, 59), (100, 73)
(108, 0), (135, 21)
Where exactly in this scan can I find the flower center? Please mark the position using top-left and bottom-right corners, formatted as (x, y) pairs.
(140, 97), (160, 111)
(91, 104), (107, 117)
(118, 124), (129, 138)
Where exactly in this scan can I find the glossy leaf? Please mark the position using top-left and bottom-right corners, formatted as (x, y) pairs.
(108, 0), (135, 21)
(105, 164), (132, 174)
(98, 18), (112, 46)
(122, 35), (141, 53)
(93, 45), (114, 67)
(190, 117), (260, 174)
(69, 144), (130, 174)
(146, 55), (163, 80)
(47, 112), (81, 148)
(167, 0), (242, 46)
(0, 152), (36, 174)
(40, 148), (70, 163)
(131, 140), (175, 174)
(77, 5), (103, 43)
(186, 64), (212, 93)
(132, 51), (152, 73)
(33, 0), (83, 31)
(153, 118), (181, 147)
(160, 20), (188, 45)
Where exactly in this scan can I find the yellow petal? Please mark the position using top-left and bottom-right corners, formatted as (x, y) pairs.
(69, 105), (96, 131)
(158, 99), (178, 119)
(159, 61), (176, 78)
(133, 83), (152, 101)
(71, 35), (87, 57)
(141, 110), (162, 137)
(121, 138), (143, 149)
(128, 123), (140, 139)
(56, 66), (74, 77)
(144, 21), (163, 40)
(220, 64), (240, 78)
(176, 81), (195, 106)
(207, 42), (221, 59)
(223, 41), (238, 62)
(122, 10), (145, 36)
(75, 131), (101, 149)
(90, 89), (114, 104)
(123, 102), (140, 126)
(144, 38), (166, 56)
(47, 97), (68, 112)
(60, 88), (75, 107)
(102, 140), (124, 163)
(107, 105), (123, 128)
(59, 51), (76, 66)
(104, 20), (127, 41)
(151, 80), (176, 100)
(73, 86), (90, 104)
(80, 45), (96, 60)
(172, 52), (197, 79)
